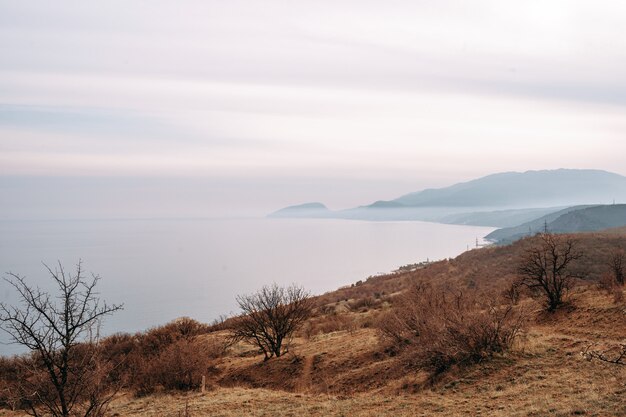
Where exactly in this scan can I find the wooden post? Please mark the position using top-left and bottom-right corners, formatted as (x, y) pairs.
(201, 375), (206, 393)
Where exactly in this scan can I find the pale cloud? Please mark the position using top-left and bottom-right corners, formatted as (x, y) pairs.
(1, 0), (626, 216)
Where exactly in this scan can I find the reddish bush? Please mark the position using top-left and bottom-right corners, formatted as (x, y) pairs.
(378, 283), (526, 375)
(92, 318), (219, 397)
(134, 338), (215, 396)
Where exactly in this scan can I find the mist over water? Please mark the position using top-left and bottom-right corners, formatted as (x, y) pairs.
(0, 217), (493, 355)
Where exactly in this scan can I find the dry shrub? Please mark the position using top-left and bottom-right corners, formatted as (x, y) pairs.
(311, 314), (357, 335)
(0, 356), (21, 411)
(378, 283), (526, 375)
(0, 344), (122, 416)
(137, 317), (208, 356)
(91, 317), (218, 397)
(598, 273), (625, 304)
(317, 304), (336, 315)
(134, 339), (215, 396)
(207, 314), (231, 331)
(501, 280), (522, 305)
(599, 250), (626, 303)
(131, 318), (215, 395)
(608, 249), (625, 286)
(348, 296), (381, 312)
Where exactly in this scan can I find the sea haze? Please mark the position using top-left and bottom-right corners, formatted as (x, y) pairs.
(0, 217), (493, 355)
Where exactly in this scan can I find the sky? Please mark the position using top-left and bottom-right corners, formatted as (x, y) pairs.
(1, 0), (626, 219)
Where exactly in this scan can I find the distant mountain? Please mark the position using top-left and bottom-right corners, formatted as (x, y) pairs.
(268, 169), (626, 225)
(268, 202), (330, 218)
(486, 204), (626, 243)
(382, 169), (626, 208)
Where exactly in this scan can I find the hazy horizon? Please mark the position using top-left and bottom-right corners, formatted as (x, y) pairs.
(2, 1), (626, 219)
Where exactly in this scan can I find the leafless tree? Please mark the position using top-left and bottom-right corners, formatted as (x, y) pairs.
(0, 261), (122, 417)
(517, 233), (583, 312)
(609, 250), (625, 286)
(229, 283), (313, 360)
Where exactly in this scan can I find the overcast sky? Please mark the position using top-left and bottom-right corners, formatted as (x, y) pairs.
(1, 0), (626, 218)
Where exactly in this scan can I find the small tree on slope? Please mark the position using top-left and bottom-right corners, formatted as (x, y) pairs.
(517, 233), (583, 312)
(229, 283), (312, 360)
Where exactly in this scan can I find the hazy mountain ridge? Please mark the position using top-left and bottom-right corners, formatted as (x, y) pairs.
(268, 202), (330, 218)
(385, 169), (626, 208)
(269, 169), (626, 226)
(486, 204), (626, 243)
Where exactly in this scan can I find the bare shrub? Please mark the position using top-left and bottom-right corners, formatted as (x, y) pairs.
(348, 296), (380, 312)
(517, 233), (584, 312)
(317, 304), (336, 315)
(502, 280), (522, 305)
(0, 356), (22, 411)
(583, 343), (626, 366)
(0, 261), (122, 417)
(609, 250), (625, 286)
(378, 283), (525, 374)
(169, 317), (209, 338)
(107, 318), (218, 396)
(229, 283), (313, 360)
(307, 314), (357, 336)
(137, 318), (207, 357)
(207, 314), (231, 331)
(134, 339), (214, 396)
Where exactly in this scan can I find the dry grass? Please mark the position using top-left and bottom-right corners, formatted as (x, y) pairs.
(2, 232), (626, 416)
(97, 284), (626, 416)
(2, 288), (624, 417)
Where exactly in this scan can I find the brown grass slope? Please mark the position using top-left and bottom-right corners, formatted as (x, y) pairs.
(2, 230), (625, 416)
(98, 285), (626, 416)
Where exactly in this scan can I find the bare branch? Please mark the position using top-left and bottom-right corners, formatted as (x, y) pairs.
(582, 344), (626, 366)
(516, 234), (584, 312)
(229, 283), (313, 360)
(0, 261), (123, 417)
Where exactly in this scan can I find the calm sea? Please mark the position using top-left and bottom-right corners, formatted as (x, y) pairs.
(0, 218), (494, 355)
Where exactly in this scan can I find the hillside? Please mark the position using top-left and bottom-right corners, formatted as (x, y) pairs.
(550, 204), (626, 232)
(487, 204), (626, 243)
(2, 230), (625, 417)
(103, 285), (626, 417)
